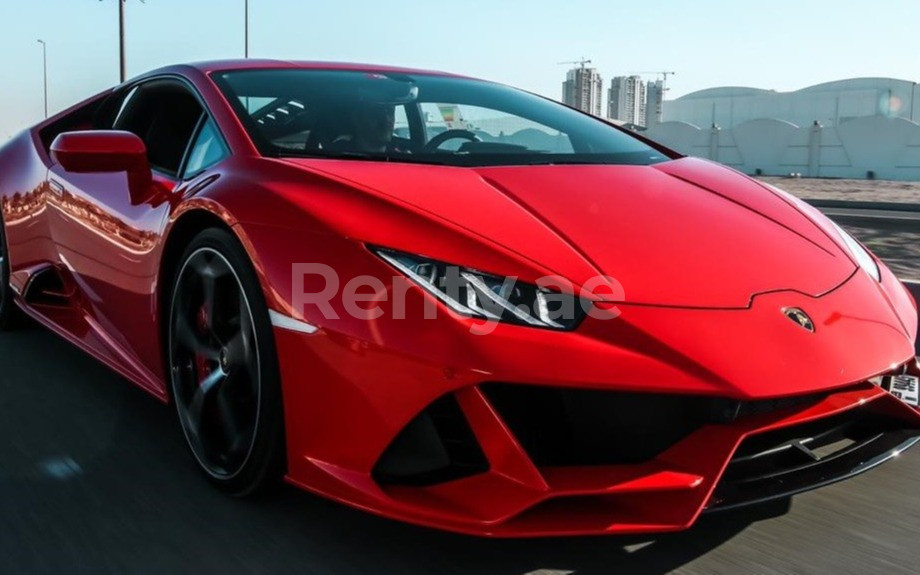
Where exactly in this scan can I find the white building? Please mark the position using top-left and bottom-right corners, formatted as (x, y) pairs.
(562, 67), (603, 116)
(646, 77), (920, 181)
(608, 76), (646, 125)
(646, 80), (665, 126)
(662, 78), (919, 129)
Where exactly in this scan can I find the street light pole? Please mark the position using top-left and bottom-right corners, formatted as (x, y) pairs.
(37, 39), (48, 119)
(245, 0), (249, 58)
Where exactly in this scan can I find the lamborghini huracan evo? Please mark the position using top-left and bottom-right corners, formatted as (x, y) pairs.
(0, 60), (918, 537)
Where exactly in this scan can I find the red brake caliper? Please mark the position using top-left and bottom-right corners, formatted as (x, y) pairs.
(194, 304), (211, 385)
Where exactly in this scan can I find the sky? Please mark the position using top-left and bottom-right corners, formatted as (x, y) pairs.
(2, 0), (920, 140)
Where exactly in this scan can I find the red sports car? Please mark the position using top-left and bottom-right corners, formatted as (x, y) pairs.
(0, 60), (918, 537)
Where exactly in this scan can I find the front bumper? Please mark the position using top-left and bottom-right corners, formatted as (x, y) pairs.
(277, 338), (920, 537)
(269, 252), (919, 536)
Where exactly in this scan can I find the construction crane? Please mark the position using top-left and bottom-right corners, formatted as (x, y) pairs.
(631, 71), (676, 90)
(558, 58), (593, 70)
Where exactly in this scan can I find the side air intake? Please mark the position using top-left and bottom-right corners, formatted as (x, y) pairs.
(372, 394), (489, 486)
(22, 267), (71, 307)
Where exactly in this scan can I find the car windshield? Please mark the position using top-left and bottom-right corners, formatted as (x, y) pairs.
(214, 68), (671, 167)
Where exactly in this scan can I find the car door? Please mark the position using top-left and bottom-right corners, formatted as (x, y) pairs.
(46, 78), (221, 393)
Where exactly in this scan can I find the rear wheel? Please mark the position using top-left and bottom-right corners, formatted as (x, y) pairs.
(168, 228), (285, 495)
(0, 213), (20, 331)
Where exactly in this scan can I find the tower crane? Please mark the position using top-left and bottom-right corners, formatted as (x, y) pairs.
(558, 58), (593, 70)
(630, 71), (676, 92)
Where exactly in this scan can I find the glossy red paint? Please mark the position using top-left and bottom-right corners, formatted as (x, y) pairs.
(0, 60), (917, 537)
(284, 157), (857, 308)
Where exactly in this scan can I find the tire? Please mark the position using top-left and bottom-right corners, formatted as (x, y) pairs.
(0, 211), (20, 331)
(167, 228), (285, 496)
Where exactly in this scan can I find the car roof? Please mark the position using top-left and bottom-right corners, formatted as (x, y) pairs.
(144, 59), (465, 79)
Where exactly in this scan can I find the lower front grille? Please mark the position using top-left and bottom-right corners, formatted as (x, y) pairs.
(481, 384), (842, 467)
(734, 392), (827, 419)
(481, 384), (721, 466)
(708, 407), (920, 510)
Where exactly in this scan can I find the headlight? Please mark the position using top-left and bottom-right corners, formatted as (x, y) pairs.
(829, 221), (881, 282)
(372, 247), (587, 330)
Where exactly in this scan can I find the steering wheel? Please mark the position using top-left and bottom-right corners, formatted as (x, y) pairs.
(423, 129), (481, 152)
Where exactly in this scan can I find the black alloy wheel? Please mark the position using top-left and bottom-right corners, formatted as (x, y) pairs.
(0, 211), (19, 330)
(168, 228), (284, 495)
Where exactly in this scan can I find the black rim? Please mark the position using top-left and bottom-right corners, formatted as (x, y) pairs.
(169, 247), (261, 479)
(0, 220), (7, 310)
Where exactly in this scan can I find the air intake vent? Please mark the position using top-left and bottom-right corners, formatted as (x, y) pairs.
(481, 383), (717, 466)
(23, 267), (71, 307)
(709, 408), (920, 510)
(373, 394), (488, 486)
(480, 384), (835, 467)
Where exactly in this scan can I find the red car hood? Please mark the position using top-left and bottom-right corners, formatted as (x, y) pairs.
(282, 156), (855, 308)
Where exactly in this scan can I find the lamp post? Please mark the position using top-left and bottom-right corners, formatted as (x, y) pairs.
(37, 39), (48, 119)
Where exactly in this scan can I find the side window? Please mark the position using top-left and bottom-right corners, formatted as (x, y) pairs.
(109, 86), (140, 128)
(183, 118), (229, 178)
(113, 81), (205, 177)
(38, 95), (106, 153)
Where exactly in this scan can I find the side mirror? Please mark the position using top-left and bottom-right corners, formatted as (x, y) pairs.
(50, 130), (153, 203)
(50, 130), (149, 175)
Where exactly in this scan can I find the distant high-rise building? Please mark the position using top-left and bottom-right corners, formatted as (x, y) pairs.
(608, 76), (647, 125)
(646, 79), (665, 126)
(562, 67), (603, 116)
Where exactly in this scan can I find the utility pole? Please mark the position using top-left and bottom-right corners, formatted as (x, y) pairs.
(245, 0), (249, 58)
(100, 0), (143, 83)
(119, 0), (126, 82)
(37, 39), (48, 119)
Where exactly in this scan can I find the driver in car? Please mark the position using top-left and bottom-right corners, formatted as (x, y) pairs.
(330, 101), (399, 154)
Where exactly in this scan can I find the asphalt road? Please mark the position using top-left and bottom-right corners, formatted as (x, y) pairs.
(834, 212), (920, 281)
(0, 264), (917, 574)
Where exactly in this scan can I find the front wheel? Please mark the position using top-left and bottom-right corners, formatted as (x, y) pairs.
(168, 228), (285, 496)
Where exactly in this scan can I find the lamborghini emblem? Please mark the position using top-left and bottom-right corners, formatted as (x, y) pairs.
(784, 308), (815, 333)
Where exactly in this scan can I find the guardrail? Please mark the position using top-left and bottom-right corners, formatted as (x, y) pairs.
(808, 200), (920, 224)
(806, 200), (920, 213)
